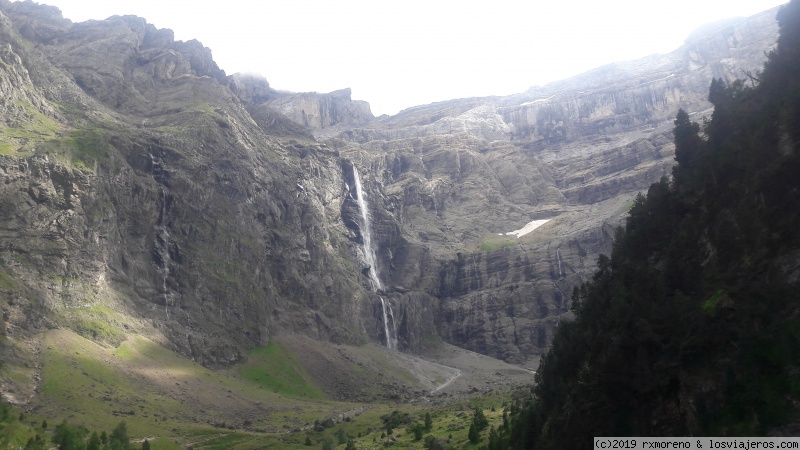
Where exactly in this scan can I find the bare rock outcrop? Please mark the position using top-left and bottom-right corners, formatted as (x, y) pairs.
(266, 88), (374, 136)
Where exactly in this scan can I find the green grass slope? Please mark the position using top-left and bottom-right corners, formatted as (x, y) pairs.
(1, 328), (528, 450)
(30, 329), (362, 449)
(237, 341), (326, 400)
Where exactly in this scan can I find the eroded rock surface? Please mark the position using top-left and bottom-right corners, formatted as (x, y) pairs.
(319, 7), (780, 362)
(0, 1), (383, 373)
(0, 0), (782, 386)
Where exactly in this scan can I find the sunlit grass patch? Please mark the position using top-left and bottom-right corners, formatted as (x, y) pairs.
(238, 342), (326, 400)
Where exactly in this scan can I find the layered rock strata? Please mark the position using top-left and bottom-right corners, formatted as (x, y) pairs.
(0, 0), (782, 376)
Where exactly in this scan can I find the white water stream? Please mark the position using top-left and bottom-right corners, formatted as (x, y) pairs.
(159, 194), (171, 319)
(380, 298), (398, 350)
(556, 248), (563, 278)
(353, 165), (397, 350)
(151, 150), (173, 320)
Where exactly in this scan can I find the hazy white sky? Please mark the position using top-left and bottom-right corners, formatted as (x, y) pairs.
(23, 0), (787, 116)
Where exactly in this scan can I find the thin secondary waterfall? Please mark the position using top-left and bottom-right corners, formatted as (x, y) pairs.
(151, 149), (173, 321)
(556, 248), (563, 279)
(386, 300), (398, 350)
(352, 165), (397, 350)
(158, 190), (172, 320)
(380, 298), (398, 350)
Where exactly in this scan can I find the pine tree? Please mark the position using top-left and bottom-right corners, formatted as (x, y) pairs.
(25, 435), (47, 450)
(424, 411), (432, 431)
(52, 421), (88, 450)
(472, 406), (489, 431)
(468, 422), (480, 444)
(672, 108), (702, 179)
(413, 424), (424, 441)
(488, 426), (501, 450)
(109, 422), (131, 450)
(0, 398), (8, 422)
(87, 432), (101, 450)
(335, 427), (347, 445)
(570, 286), (581, 312)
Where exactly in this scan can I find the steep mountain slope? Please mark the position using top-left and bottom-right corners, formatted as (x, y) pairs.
(0, 0), (785, 413)
(0, 0), (388, 385)
(508, 1), (800, 445)
(290, 7), (779, 363)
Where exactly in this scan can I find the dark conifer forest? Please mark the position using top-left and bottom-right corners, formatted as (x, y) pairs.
(503, 1), (800, 447)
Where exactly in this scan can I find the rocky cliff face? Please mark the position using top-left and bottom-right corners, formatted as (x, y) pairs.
(266, 88), (374, 136)
(0, 0), (782, 390)
(0, 0), (395, 379)
(314, 6), (780, 363)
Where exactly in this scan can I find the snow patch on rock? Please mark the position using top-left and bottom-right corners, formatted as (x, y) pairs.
(499, 219), (551, 238)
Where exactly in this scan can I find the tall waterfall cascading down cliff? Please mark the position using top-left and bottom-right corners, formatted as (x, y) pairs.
(158, 190), (172, 320)
(352, 164), (398, 350)
(353, 166), (382, 291)
(150, 150), (174, 321)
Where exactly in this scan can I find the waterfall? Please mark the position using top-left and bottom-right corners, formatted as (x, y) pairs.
(380, 298), (391, 348)
(380, 298), (397, 350)
(352, 164), (396, 350)
(151, 147), (172, 321)
(556, 248), (563, 279)
(386, 300), (398, 350)
(353, 166), (382, 291)
(158, 190), (172, 319)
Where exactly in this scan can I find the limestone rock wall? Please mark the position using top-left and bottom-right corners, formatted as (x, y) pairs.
(0, 0), (784, 371)
(0, 1), (391, 369)
(266, 88), (374, 135)
(319, 7), (781, 362)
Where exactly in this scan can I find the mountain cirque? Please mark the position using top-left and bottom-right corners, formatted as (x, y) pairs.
(319, 7), (780, 362)
(0, 0), (781, 401)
